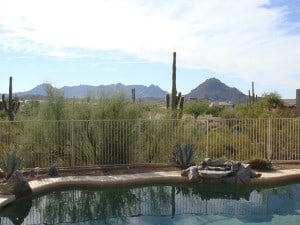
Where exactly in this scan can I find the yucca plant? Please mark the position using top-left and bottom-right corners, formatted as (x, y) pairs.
(171, 144), (196, 169)
(0, 150), (23, 180)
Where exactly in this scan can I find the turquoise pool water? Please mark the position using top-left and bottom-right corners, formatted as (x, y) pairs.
(1, 182), (300, 225)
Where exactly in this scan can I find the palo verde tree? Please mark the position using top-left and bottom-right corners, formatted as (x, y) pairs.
(39, 83), (67, 120)
(35, 84), (69, 162)
(184, 100), (209, 119)
(79, 92), (145, 165)
(259, 92), (285, 110)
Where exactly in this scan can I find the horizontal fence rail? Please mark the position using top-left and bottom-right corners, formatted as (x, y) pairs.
(0, 118), (300, 168)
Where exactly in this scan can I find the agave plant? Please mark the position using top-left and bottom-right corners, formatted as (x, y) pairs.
(171, 144), (196, 169)
(0, 150), (23, 180)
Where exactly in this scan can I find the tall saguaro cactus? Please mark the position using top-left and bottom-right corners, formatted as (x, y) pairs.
(171, 52), (178, 110)
(248, 81), (257, 105)
(166, 93), (170, 109)
(169, 52), (184, 118)
(131, 88), (136, 103)
(1, 76), (20, 121)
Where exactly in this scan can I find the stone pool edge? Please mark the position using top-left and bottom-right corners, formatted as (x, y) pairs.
(1, 169), (300, 209)
(29, 171), (187, 194)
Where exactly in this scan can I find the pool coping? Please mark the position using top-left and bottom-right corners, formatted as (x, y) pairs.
(1, 169), (300, 209)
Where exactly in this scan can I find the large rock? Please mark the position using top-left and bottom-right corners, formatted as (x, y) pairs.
(7, 170), (32, 198)
(236, 163), (252, 184)
(188, 166), (200, 182)
(199, 170), (233, 179)
(182, 159), (256, 184)
(48, 166), (58, 177)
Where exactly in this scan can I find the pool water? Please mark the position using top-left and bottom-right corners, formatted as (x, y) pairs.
(1, 182), (300, 225)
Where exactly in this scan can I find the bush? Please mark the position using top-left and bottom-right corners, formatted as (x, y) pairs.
(248, 157), (272, 170)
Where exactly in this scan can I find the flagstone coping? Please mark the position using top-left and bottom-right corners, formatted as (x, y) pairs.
(0, 195), (16, 209)
(1, 169), (300, 209)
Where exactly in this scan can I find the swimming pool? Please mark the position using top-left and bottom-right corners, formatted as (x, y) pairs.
(1, 182), (300, 225)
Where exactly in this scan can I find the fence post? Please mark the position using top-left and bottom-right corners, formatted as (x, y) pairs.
(206, 120), (209, 158)
(71, 119), (75, 167)
(138, 119), (141, 163)
(267, 118), (272, 160)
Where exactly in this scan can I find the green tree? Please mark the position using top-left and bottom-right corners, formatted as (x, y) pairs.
(259, 92), (284, 110)
(184, 100), (209, 119)
(39, 84), (67, 120)
(82, 93), (145, 164)
(27, 84), (70, 165)
(18, 100), (40, 119)
(206, 105), (223, 117)
(235, 92), (286, 118)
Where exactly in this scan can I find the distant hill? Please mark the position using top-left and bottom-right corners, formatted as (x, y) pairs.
(14, 78), (247, 102)
(185, 78), (247, 102)
(16, 83), (168, 99)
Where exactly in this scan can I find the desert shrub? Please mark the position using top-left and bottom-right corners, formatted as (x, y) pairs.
(220, 108), (241, 119)
(248, 157), (272, 170)
(206, 106), (223, 117)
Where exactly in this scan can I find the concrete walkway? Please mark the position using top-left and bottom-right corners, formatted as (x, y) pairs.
(1, 169), (300, 209)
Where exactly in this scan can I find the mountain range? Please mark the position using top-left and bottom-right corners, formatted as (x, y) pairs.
(15, 78), (247, 102)
(17, 83), (168, 99)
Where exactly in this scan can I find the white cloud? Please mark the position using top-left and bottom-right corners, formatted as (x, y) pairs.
(0, 0), (300, 95)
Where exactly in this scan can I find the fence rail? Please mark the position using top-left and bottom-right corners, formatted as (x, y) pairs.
(1, 118), (300, 168)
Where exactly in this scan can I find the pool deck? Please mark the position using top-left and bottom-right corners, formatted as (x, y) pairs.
(1, 169), (300, 209)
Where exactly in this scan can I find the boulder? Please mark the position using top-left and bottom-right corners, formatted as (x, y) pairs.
(199, 170), (233, 179)
(188, 166), (200, 182)
(49, 166), (58, 177)
(182, 159), (257, 184)
(236, 163), (252, 184)
(7, 170), (32, 198)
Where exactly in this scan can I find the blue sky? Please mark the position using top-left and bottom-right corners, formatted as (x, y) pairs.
(0, 0), (300, 98)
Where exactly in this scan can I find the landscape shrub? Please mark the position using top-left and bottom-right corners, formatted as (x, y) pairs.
(171, 144), (196, 169)
(248, 157), (272, 170)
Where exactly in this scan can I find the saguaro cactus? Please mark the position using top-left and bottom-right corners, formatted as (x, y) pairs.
(248, 81), (258, 105)
(131, 88), (136, 103)
(171, 52), (178, 110)
(169, 52), (184, 118)
(178, 96), (184, 119)
(166, 93), (170, 109)
(1, 76), (20, 121)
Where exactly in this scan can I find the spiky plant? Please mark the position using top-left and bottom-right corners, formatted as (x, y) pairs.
(171, 144), (196, 169)
(0, 150), (23, 180)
